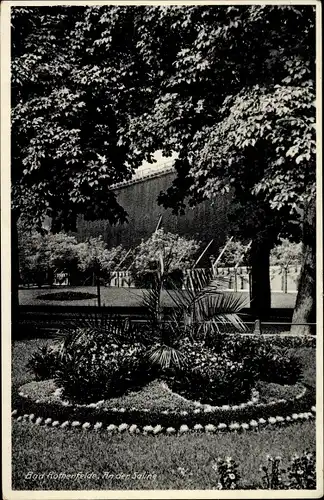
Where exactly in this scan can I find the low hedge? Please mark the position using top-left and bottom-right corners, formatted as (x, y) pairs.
(212, 333), (315, 350)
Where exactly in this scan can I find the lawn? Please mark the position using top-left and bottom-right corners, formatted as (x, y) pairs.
(19, 286), (297, 309)
(11, 337), (316, 490)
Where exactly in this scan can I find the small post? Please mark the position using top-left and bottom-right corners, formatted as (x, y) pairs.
(254, 319), (262, 334)
(281, 266), (284, 292)
(155, 215), (163, 232)
(248, 268), (252, 303)
(96, 276), (101, 308)
(192, 239), (214, 269)
(284, 266), (288, 294)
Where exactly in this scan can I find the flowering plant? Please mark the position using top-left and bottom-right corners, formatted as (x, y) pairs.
(260, 455), (285, 489)
(287, 451), (316, 489)
(53, 323), (154, 403)
(260, 451), (316, 490)
(166, 339), (256, 405)
(212, 457), (240, 489)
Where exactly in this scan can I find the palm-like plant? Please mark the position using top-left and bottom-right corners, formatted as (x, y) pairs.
(141, 251), (248, 370)
(51, 248), (248, 374)
(51, 310), (151, 363)
(169, 267), (249, 336)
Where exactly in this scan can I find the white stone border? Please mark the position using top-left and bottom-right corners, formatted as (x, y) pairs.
(11, 406), (316, 435)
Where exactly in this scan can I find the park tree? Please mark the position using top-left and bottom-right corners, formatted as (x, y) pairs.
(45, 232), (80, 284)
(76, 237), (126, 306)
(133, 229), (200, 288)
(270, 238), (303, 295)
(11, 5), (317, 334)
(216, 239), (248, 268)
(10, 5), (155, 324)
(270, 239), (303, 268)
(18, 228), (82, 286)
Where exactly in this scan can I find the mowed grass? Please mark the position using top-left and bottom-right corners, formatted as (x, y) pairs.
(19, 286), (297, 309)
(11, 338), (316, 491)
(12, 421), (315, 490)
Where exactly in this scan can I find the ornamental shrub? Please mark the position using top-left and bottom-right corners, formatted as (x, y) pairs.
(27, 345), (62, 381)
(211, 335), (302, 385)
(53, 326), (156, 403)
(164, 339), (257, 405)
(255, 348), (302, 385)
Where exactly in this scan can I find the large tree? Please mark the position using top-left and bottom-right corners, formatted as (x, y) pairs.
(12, 5), (317, 333)
(121, 5), (316, 327)
(11, 6), (153, 326)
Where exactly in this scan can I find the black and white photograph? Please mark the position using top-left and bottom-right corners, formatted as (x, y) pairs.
(1, 0), (323, 497)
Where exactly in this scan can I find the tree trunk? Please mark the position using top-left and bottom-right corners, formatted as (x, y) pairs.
(250, 243), (271, 319)
(291, 197), (316, 335)
(96, 275), (101, 308)
(11, 210), (20, 338)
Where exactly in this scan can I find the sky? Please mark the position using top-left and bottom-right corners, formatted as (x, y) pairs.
(136, 150), (178, 172)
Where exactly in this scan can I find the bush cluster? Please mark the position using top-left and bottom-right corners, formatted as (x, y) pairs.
(162, 336), (302, 405)
(210, 335), (302, 385)
(28, 323), (304, 405)
(165, 339), (257, 405)
(52, 327), (157, 403)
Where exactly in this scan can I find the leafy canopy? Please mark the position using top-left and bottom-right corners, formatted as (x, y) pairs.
(11, 6), (155, 230)
(18, 227), (126, 282)
(124, 5), (315, 226)
(76, 237), (126, 278)
(12, 5), (316, 239)
(133, 229), (200, 276)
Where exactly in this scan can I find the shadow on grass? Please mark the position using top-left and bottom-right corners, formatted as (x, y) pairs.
(36, 291), (98, 301)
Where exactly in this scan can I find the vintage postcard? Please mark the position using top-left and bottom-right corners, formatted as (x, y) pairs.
(1, 0), (323, 498)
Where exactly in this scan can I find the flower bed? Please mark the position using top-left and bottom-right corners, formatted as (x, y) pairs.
(36, 291), (97, 301)
(23, 315), (315, 435)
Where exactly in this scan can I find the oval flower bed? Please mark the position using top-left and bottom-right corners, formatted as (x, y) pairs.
(36, 291), (98, 301)
(18, 316), (315, 436)
(12, 377), (315, 435)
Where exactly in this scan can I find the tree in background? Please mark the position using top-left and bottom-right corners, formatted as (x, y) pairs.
(270, 239), (303, 295)
(46, 233), (80, 284)
(18, 228), (81, 287)
(76, 237), (126, 306)
(132, 229), (200, 289)
(270, 239), (303, 268)
(216, 239), (248, 268)
(18, 228), (51, 287)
